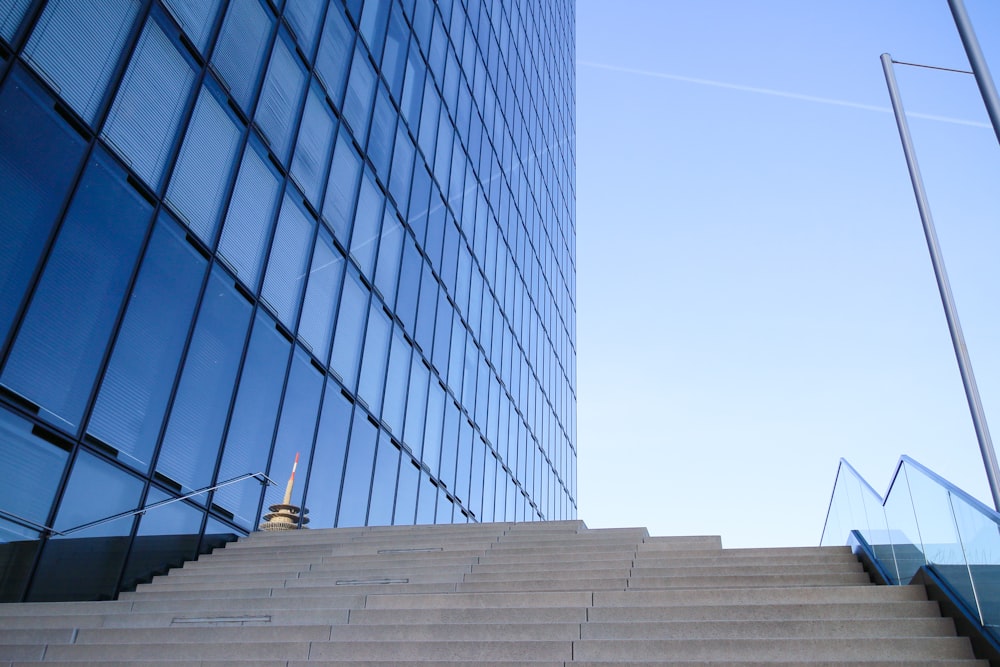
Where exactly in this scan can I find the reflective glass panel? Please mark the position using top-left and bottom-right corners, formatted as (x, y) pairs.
(338, 410), (376, 526)
(87, 212), (207, 471)
(255, 32), (307, 164)
(415, 472), (436, 524)
(0, 68), (88, 346)
(218, 137), (282, 291)
(342, 45), (375, 139)
(290, 82), (336, 208)
(262, 348), (322, 513)
(395, 236), (422, 334)
(394, 455), (419, 525)
(329, 269), (368, 389)
(421, 380), (444, 476)
(282, 0), (323, 57)
(298, 227), (344, 364)
(0, 411), (69, 529)
(373, 210), (404, 301)
(314, 3), (353, 105)
(358, 0), (389, 60)
(30, 451), (143, 601)
(156, 267), (251, 494)
(305, 383), (352, 528)
(121, 487), (202, 590)
(102, 16), (196, 190)
(161, 0), (222, 53)
(0, 0), (31, 42)
(381, 4), (407, 100)
(1, 149), (151, 432)
(211, 0), (273, 113)
(388, 123), (413, 214)
(165, 80), (242, 246)
(261, 193), (314, 330)
(350, 171), (383, 277)
(381, 327), (411, 436)
(323, 129), (362, 244)
(367, 84), (395, 180)
(357, 303), (390, 413)
(22, 0), (140, 123)
(214, 309), (290, 528)
(368, 435), (399, 526)
(402, 355), (428, 455)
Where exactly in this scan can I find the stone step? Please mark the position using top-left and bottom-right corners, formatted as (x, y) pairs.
(139, 569), (469, 591)
(101, 608), (351, 628)
(13, 661), (985, 667)
(464, 568), (632, 582)
(578, 617), (956, 639)
(566, 663), (985, 667)
(472, 551), (635, 566)
(594, 585), (926, 607)
(642, 535), (723, 549)
(631, 563), (864, 577)
(570, 637), (976, 661)
(38, 639), (575, 662)
(631, 553), (858, 567)
(0, 629), (76, 645)
(127, 594), (367, 614)
(469, 558), (635, 572)
(364, 590), (594, 609)
(456, 578), (628, 593)
(73, 624), (334, 644)
(626, 572), (872, 589)
(346, 607), (588, 625)
(0, 600), (132, 617)
(586, 599), (944, 622)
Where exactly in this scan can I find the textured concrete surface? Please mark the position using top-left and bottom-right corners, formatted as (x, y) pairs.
(0, 521), (989, 665)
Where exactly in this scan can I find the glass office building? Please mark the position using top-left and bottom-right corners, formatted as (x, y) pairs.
(0, 0), (576, 601)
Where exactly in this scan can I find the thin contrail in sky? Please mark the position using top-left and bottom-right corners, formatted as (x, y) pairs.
(579, 60), (991, 129)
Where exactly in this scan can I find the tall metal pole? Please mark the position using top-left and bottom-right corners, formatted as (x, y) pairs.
(947, 0), (1000, 147)
(881, 53), (1000, 511)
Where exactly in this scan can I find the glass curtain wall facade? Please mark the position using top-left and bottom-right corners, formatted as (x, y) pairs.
(0, 0), (576, 601)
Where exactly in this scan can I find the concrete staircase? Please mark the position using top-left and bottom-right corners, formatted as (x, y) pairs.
(0, 520), (986, 665)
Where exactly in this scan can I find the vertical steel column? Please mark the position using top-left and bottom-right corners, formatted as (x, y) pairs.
(881, 53), (1000, 511)
(947, 0), (1000, 147)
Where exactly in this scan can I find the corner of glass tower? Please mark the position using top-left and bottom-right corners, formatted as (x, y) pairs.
(0, 0), (575, 601)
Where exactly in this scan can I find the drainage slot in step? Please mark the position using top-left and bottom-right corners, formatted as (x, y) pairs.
(377, 547), (443, 554)
(335, 578), (409, 585)
(171, 616), (272, 625)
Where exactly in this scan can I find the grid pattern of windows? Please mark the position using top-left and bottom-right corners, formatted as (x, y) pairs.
(0, 0), (576, 602)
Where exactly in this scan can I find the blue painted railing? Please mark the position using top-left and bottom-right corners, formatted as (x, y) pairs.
(821, 456), (1000, 639)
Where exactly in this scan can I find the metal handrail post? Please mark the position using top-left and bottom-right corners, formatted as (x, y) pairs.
(947, 0), (1000, 147)
(881, 53), (1000, 511)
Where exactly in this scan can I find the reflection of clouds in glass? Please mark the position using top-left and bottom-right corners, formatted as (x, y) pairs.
(579, 60), (991, 129)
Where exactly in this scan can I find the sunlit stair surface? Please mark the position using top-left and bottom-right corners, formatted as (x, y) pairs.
(0, 520), (987, 665)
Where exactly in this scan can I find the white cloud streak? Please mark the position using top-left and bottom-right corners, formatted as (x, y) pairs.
(578, 60), (991, 129)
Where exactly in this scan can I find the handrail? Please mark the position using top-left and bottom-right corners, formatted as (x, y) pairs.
(0, 472), (274, 537)
(822, 455), (1000, 640)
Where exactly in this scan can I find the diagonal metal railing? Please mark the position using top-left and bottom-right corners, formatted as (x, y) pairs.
(0, 472), (273, 537)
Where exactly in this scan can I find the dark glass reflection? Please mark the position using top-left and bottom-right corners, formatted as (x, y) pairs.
(29, 451), (143, 601)
(214, 310), (290, 528)
(303, 382), (352, 528)
(337, 410), (376, 527)
(87, 212), (207, 472)
(0, 67), (88, 347)
(156, 267), (251, 494)
(1, 148), (152, 432)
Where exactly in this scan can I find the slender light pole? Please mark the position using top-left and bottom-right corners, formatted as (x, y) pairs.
(947, 0), (1000, 147)
(881, 53), (1000, 512)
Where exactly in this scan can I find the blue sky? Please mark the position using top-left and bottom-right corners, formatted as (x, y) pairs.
(574, 1), (1000, 547)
